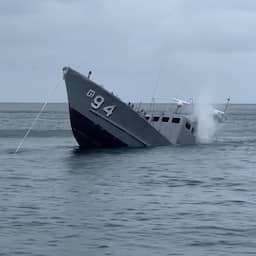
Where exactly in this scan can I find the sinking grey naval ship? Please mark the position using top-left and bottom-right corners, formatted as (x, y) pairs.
(63, 67), (200, 148)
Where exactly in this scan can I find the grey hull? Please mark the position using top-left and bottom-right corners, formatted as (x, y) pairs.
(63, 67), (170, 148)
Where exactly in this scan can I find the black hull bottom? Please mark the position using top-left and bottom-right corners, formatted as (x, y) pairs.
(69, 107), (128, 148)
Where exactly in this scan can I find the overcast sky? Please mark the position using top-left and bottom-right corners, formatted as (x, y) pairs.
(1, 0), (256, 103)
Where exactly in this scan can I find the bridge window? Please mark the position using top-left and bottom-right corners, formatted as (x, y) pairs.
(162, 117), (169, 122)
(145, 116), (150, 120)
(172, 117), (180, 124)
(152, 116), (160, 122)
(185, 122), (191, 130)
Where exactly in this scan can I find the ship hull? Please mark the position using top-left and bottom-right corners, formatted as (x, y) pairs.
(69, 107), (127, 148)
(63, 67), (170, 148)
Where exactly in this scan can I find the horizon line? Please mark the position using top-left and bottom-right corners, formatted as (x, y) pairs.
(0, 101), (255, 105)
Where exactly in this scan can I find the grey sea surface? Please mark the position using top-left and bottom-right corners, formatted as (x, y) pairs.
(1, 103), (256, 256)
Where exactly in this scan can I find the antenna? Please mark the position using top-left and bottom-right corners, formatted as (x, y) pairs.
(150, 40), (171, 111)
(151, 66), (162, 102)
(224, 97), (230, 114)
(88, 70), (92, 80)
(150, 67), (162, 113)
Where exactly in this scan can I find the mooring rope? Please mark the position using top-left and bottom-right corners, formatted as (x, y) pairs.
(15, 81), (61, 153)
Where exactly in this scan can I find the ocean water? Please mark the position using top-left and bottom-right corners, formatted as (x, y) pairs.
(1, 103), (256, 256)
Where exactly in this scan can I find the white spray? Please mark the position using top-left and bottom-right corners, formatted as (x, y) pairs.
(193, 93), (217, 144)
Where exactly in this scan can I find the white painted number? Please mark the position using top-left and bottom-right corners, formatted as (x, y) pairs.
(103, 105), (116, 117)
(91, 95), (104, 109)
(87, 89), (117, 117)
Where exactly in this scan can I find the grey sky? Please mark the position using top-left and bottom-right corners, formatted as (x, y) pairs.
(1, 0), (256, 103)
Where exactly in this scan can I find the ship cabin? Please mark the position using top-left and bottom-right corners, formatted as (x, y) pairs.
(144, 114), (196, 145)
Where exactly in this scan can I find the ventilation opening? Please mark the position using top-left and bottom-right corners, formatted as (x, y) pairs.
(162, 117), (169, 122)
(172, 117), (180, 124)
(185, 122), (191, 130)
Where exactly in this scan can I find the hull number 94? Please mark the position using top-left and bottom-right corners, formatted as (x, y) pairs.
(87, 89), (116, 117)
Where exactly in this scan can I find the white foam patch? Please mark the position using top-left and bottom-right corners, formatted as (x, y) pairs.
(194, 93), (217, 144)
